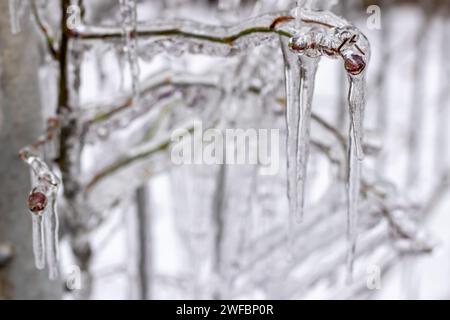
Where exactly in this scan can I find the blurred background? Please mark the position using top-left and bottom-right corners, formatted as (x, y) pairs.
(0, 0), (449, 300)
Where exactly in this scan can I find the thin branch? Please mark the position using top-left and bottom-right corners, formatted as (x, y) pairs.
(30, 0), (59, 59)
(69, 14), (296, 42)
(85, 135), (172, 191)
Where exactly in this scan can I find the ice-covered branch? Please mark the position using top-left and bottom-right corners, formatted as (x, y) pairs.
(67, 9), (353, 50)
(19, 148), (61, 279)
(30, 0), (58, 59)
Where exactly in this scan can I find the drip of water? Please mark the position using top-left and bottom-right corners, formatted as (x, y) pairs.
(119, 0), (141, 104)
(21, 148), (61, 278)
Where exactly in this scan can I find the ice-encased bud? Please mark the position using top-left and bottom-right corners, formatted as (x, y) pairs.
(342, 50), (366, 75)
(289, 33), (309, 53)
(28, 189), (48, 214)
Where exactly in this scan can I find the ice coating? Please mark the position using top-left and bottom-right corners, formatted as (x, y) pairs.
(281, 8), (370, 279)
(20, 148), (61, 279)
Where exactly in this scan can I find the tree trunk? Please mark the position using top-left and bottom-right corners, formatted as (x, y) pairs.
(0, 2), (62, 299)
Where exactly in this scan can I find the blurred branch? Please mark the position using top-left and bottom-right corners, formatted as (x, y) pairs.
(30, 0), (59, 59)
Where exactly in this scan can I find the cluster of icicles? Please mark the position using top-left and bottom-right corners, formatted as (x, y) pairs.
(14, 0), (370, 281)
(20, 149), (60, 280)
(279, 10), (370, 278)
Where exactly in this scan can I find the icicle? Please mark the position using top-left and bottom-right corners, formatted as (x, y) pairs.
(345, 70), (367, 282)
(21, 148), (61, 278)
(335, 26), (369, 281)
(278, 15), (370, 275)
(294, 56), (317, 223)
(44, 188), (60, 280)
(31, 209), (45, 269)
(8, 0), (25, 35)
(119, 0), (141, 104)
(281, 31), (319, 224)
(281, 37), (300, 226)
(345, 123), (361, 282)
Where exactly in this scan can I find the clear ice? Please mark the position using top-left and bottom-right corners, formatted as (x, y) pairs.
(119, 0), (141, 104)
(279, 8), (370, 278)
(21, 149), (61, 279)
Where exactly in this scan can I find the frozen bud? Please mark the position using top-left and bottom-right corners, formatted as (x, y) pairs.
(28, 191), (48, 214)
(342, 51), (366, 75)
(289, 34), (309, 53)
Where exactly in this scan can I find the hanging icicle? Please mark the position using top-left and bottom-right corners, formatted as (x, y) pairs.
(281, 35), (319, 225)
(340, 29), (369, 282)
(276, 8), (370, 278)
(119, 0), (141, 105)
(20, 148), (61, 279)
(8, 0), (27, 35)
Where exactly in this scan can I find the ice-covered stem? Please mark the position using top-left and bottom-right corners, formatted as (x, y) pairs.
(67, 8), (364, 46)
(57, 0), (83, 203)
(69, 13), (293, 42)
(19, 148), (61, 276)
(85, 136), (172, 192)
(30, 0), (59, 59)
(84, 71), (221, 126)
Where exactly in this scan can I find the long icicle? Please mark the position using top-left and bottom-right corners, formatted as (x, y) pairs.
(281, 36), (300, 227)
(44, 188), (60, 280)
(295, 57), (318, 223)
(346, 73), (366, 282)
(281, 36), (318, 226)
(21, 148), (61, 277)
(31, 215), (45, 269)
